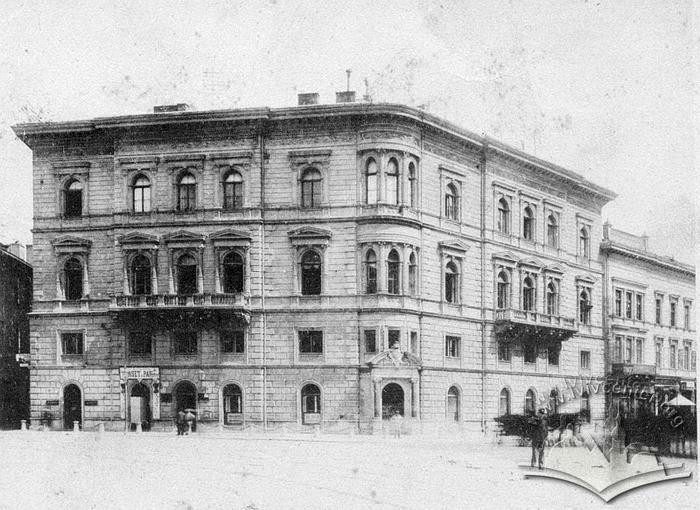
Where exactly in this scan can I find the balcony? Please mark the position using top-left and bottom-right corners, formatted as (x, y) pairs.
(611, 363), (656, 377)
(109, 293), (250, 330)
(494, 308), (578, 344)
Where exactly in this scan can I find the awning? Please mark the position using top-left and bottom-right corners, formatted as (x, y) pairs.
(665, 394), (696, 407)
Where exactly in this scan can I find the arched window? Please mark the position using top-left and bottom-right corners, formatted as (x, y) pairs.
(499, 388), (511, 416)
(387, 249), (400, 295)
(447, 386), (460, 422)
(301, 384), (321, 423)
(131, 255), (151, 295)
(176, 254), (198, 295)
(523, 206), (534, 241)
(408, 251), (417, 295)
(408, 162), (417, 208)
(445, 183), (458, 220)
(497, 270), (510, 309)
(177, 172), (197, 212)
(547, 214), (559, 248)
(301, 250), (322, 295)
(364, 249), (377, 294)
(549, 389), (559, 414)
(365, 158), (378, 204)
(301, 168), (322, 208)
(525, 389), (536, 415)
(445, 261), (459, 303)
(579, 227), (590, 258)
(386, 158), (399, 205)
(223, 384), (243, 423)
(546, 280), (558, 315)
(223, 171), (243, 210)
(64, 257), (83, 300)
(497, 198), (510, 234)
(65, 179), (83, 218)
(222, 251), (244, 294)
(132, 175), (151, 213)
(522, 276), (534, 311)
(579, 289), (591, 324)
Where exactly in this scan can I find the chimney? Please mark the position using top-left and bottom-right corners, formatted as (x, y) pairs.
(298, 93), (320, 106)
(7, 242), (26, 261)
(153, 103), (191, 113)
(335, 91), (356, 103)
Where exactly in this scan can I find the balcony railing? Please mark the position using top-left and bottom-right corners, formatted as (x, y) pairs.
(494, 307), (578, 344)
(495, 308), (577, 330)
(110, 293), (248, 309)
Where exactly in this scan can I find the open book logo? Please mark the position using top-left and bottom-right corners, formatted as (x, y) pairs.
(519, 436), (692, 502)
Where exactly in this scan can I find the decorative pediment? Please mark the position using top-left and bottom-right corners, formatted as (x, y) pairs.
(288, 227), (332, 247)
(575, 274), (597, 286)
(288, 149), (332, 168)
(210, 229), (252, 248)
(51, 235), (91, 254)
(518, 257), (544, 270)
(368, 348), (422, 368)
(492, 251), (518, 266)
(117, 232), (159, 249)
(544, 264), (565, 275)
(438, 240), (470, 254)
(163, 230), (206, 248)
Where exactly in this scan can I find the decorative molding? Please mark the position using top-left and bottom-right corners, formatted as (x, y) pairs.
(51, 235), (92, 254)
(210, 229), (252, 248)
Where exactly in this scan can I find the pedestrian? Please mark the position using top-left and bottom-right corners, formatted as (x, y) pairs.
(185, 409), (195, 434)
(390, 410), (403, 438)
(176, 409), (186, 435)
(529, 408), (548, 469)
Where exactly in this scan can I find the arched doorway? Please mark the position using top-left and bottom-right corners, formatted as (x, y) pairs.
(447, 386), (460, 422)
(63, 384), (82, 430)
(174, 381), (197, 431)
(382, 383), (404, 419)
(130, 383), (151, 431)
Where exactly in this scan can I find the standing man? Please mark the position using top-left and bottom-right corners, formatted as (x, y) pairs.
(176, 408), (186, 435)
(529, 408), (548, 469)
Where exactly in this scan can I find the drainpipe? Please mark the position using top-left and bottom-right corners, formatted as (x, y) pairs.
(258, 121), (268, 430)
(479, 141), (488, 434)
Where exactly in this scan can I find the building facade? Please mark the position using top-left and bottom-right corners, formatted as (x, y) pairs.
(0, 243), (32, 428)
(601, 225), (696, 416)
(13, 99), (616, 433)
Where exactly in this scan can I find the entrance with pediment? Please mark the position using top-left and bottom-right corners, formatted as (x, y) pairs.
(382, 383), (404, 418)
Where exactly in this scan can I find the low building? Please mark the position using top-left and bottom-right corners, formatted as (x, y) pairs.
(0, 242), (32, 428)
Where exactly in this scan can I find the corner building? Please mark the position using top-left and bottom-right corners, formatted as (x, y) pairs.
(13, 101), (615, 433)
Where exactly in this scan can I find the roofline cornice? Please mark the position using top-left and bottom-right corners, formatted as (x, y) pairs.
(600, 241), (695, 276)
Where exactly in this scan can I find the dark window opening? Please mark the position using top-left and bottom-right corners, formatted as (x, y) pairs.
(445, 261), (458, 303)
(299, 330), (323, 354)
(65, 180), (83, 217)
(62, 332), (84, 355)
(132, 175), (151, 213)
(131, 255), (151, 295)
(365, 249), (377, 294)
(222, 251), (244, 294)
(177, 254), (198, 295)
(387, 249), (400, 295)
(365, 158), (377, 204)
(129, 331), (152, 355)
(301, 384), (321, 417)
(524, 344), (537, 364)
(223, 171), (243, 210)
(300, 250), (322, 295)
(388, 329), (401, 349)
(386, 158), (399, 205)
(301, 168), (322, 208)
(364, 330), (377, 353)
(64, 257), (83, 300)
(220, 330), (245, 354)
(177, 172), (196, 211)
(523, 206), (534, 240)
(174, 331), (197, 355)
(223, 384), (243, 420)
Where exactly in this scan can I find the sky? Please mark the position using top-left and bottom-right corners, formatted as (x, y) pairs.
(0, 0), (696, 263)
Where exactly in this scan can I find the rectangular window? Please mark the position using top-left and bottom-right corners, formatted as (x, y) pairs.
(625, 292), (633, 319)
(670, 343), (677, 368)
(683, 345), (690, 370)
(299, 330), (323, 354)
(498, 341), (511, 362)
(635, 294), (643, 321)
(670, 301), (677, 327)
(61, 332), (84, 355)
(684, 304), (690, 330)
(174, 331), (197, 355)
(635, 338), (644, 363)
(580, 350), (590, 369)
(692, 350), (697, 370)
(614, 336), (622, 362)
(220, 330), (245, 354)
(655, 296), (662, 325)
(547, 348), (559, 366)
(445, 336), (460, 358)
(524, 344), (537, 364)
(129, 331), (152, 356)
(655, 341), (662, 367)
(388, 329), (401, 349)
(625, 337), (633, 363)
(614, 289), (622, 317)
(364, 330), (377, 353)
(409, 331), (418, 354)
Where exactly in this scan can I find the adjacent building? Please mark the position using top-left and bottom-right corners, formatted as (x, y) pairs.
(601, 224), (696, 416)
(0, 242), (32, 428)
(13, 97), (617, 433)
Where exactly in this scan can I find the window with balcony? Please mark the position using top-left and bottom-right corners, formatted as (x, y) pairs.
(579, 289), (591, 325)
(524, 344), (537, 364)
(174, 331), (197, 355)
(387, 249), (401, 295)
(220, 330), (245, 354)
(176, 254), (198, 295)
(497, 198), (510, 234)
(445, 335), (460, 358)
(497, 270), (510, 309)
(132, 174), (151, 213)
(176, 172), (196, 212)
(386, 158), (399, 205)
(546, 214), (559, 248)
(299, 330), (323, 354)
(130, 255), (152, 295)
(523, 206), (534, 241)
(445, 261), (459, 304)
(61, 332), (84, 355)
(222, 251), (244, 294)
(580, 350), (590, 369)
(364, 330), (377, 353)
(64, 179), (83, 218)
(129, 331), (152, 356)
(408, 162), (417, 207)
(522, 276), (535, 312)
(223, 170), (244, 210)
(300, 250), (322, 295)
(615, 289), (622, 317)
(546, 280), (558, 315)
(364, 249), (377, 294)
(408, 251), (417, 295)
(579, 227), (590, 258)
(445, 183), (458, 220)
(64, 257), (84, 300)
(499, 388), (511, 416)
(498, 341), (511, 362)
(365, 158), (378, 204)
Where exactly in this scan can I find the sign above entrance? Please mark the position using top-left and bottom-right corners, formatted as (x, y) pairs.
(120, 367), (160, 383)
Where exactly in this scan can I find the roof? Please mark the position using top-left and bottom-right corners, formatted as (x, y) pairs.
(600, 236), (695, 276)
(11, 102), (617, 202)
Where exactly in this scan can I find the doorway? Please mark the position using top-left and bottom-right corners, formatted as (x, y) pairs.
(130, 382), (152, 431)
(175, 381), (197, 431)
(382, 383), (404, 419)
(63, 384), (82, 430)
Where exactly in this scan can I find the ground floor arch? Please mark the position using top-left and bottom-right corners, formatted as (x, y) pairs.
(129, 382), (152, 431)
(382, 382), (404, 419)
(63, 383), (82, 430)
